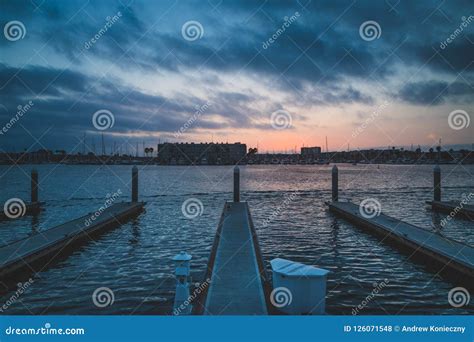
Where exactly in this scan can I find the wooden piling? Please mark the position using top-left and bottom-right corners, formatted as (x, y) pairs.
(31, 169), (38, 203)
(332, 165), (338, 202)
(233, 166), (240, 202)
(132, 166), (138, 202)
(434, 165), (441, 201)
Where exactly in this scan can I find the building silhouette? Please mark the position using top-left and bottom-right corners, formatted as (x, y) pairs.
(301, 146), (322, 157)
(157, 142), (247, 165)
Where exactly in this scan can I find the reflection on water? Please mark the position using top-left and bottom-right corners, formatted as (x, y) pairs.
(0, 164), (473, 314)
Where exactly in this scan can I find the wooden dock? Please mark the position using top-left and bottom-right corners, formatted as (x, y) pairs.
(198, 201), (269, 315)
(327, 201), (474, 282)
(426, 200), (474, 221)
(0, 202), (144, 280)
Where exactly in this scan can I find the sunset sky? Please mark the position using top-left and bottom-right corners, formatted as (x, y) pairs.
(0, 0), (473, 154)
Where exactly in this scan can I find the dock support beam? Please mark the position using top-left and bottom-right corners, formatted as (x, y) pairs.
(233, 166), (240, 202)
(434, 165), (441, 202)
(132, 166), (138, 203)
(31, 169), (38, 203)
(332, 165), (338, 202)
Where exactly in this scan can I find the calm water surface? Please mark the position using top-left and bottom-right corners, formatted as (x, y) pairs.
(0, 164), (473, 315)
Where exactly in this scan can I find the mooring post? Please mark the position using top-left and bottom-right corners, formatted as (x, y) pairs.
(233, 166), (240, 202)
(132, 166), (138, 202)
(434, 165), (441, 202)
(31, 169), (38, 203)
(332, 165), (338, 202)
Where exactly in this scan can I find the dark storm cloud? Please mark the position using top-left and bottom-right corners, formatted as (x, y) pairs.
(0, 63), (273, 150)
(398, 80), (474, 105)
(5, 0), (473, 88)
(1, 0), (474, 150)
(0, 63), (90, 97)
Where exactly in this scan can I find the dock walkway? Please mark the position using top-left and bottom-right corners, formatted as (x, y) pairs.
(203, 201), (268, 315)
(328, 201), (474, 281)
(427, 200), (474, 221)
(0, 202), (144, 279)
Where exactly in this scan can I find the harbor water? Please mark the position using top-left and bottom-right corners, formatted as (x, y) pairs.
(0, 164), (473, 315)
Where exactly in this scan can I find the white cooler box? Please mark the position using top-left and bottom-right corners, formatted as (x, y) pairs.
(270, 258), (329, 315)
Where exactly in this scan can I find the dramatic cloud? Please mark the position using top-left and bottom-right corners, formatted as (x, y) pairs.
(0, 0), (473, 151)
(399, 80), (474, 105)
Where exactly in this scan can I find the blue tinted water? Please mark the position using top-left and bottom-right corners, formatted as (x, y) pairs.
(0, 164), (472, 314)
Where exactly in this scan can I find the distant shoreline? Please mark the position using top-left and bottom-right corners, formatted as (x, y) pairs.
(1, 147), (473, 166)
(1, 161), (473, 166)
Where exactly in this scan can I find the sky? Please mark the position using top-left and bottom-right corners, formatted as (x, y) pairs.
(0, 0), (473, 154)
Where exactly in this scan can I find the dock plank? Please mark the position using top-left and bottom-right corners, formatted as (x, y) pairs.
(204, 202), (268, 315)
(0, 202), (144, 278)
(328, 201), (474, 280)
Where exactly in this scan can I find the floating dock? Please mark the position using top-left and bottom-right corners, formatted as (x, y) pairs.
(426, 165), (474, 221)
(0, 201), (144, 279)
(427, 200), (474, 221)
(197, 200), (269, 315)
(327, 201), (474, 281)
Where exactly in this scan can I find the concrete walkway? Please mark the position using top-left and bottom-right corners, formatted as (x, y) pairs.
(204, 202), (267, 315)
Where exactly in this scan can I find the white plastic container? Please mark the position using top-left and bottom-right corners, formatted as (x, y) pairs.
(270, 258), (329, 315)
